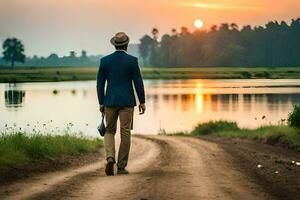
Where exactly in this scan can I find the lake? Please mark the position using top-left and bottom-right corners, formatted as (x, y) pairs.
(1, 79), (300, 136)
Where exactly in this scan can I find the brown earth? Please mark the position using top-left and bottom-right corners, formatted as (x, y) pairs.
(0, 149), (104, 185)
(0, 135), (299, 200)
(201, 135), (300, 200)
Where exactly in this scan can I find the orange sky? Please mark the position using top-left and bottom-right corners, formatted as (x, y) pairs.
(0, 0), (299, 56)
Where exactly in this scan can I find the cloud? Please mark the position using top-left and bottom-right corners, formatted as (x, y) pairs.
(180, 2), (259, 10)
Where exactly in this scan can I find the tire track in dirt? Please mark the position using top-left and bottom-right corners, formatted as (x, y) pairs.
(1, 136), (276, 200)
(0, 137), (159, 200)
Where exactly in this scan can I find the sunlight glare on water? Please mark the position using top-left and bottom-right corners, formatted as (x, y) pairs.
(1, 79), (300, 136)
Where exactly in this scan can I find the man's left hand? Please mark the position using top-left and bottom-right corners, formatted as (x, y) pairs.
(139, 104), (146, 115)
(100, 105), (105, 113)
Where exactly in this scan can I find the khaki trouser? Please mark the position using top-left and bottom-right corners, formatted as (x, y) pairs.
(104, 107), (134, 169)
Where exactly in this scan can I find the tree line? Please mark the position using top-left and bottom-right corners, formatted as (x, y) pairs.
(139, 18), (300, 67)
(1, 38), (101, 68)
(21, 51), (101, 67)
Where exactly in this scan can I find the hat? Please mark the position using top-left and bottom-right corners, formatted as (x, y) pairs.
(110, 32), (130, 46)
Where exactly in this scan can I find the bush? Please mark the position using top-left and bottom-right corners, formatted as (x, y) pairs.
(288, 105), (300, 129)
(191, 121), (240, 135)
(254, 71), (271, 78)
(0, 133), (102, 169)
(240, 71), (252, 79)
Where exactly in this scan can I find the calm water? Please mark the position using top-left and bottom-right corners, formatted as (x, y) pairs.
(1, 79), (300, 136)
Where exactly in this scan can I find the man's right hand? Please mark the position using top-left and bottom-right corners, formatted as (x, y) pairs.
(100, 105), (105, 113)
(139, 104), (146, 115)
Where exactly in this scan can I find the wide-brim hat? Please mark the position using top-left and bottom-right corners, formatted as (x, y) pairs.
(110, 32), (130, 46)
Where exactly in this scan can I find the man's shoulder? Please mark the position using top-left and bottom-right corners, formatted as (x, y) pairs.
(125, 52), (138, 60)
(100, 52), (138, 64)
(100, 53), (115, 62)
(124, 53), (138, 65)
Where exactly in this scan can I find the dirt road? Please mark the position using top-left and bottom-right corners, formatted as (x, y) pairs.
(0, 136), (278, 200)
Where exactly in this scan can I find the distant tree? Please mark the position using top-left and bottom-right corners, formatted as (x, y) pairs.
(139, 18), (300, 67)
(47, 53), (59, 60)
(46, 53), (59, 66)
(2, 38), (25, 68)
(290, 18), (300, 66)
(230, 23), (239, 31)
(219, 23), (230, 32)
(152, 28), (159, 41)
(139, 35), (154, 66)
(171, 28), (177, 36)
(81, 50), (87, 59)
(210, 25), (218, 32)
(180, 27), (190, 36)
(69, 51), (76, 58)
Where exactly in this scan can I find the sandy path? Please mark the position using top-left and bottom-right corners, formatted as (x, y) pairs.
(0, 136), (274, 200)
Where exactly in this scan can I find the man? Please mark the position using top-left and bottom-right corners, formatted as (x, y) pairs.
(97, 32), (146, 176)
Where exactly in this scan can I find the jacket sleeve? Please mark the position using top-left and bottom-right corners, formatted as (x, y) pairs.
(96, 59), (106, 105)
(132, 58), (145, 104)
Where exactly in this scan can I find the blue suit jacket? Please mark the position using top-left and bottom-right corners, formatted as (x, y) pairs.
(96, 51), (145, 107)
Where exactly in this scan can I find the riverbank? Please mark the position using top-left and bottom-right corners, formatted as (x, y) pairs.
(1, 67), (300, 82)
(172, 121), (300, 199)
(190, 121), (300, 150)
(0, 133), (102, 184)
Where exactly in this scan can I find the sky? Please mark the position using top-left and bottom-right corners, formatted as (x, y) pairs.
(0, 0), (299, 57)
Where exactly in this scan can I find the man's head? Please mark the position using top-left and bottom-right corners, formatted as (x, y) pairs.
(110, 32), (130, 51)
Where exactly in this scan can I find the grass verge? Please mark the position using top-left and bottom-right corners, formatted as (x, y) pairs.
(0, 132), (102, 170)
(1, 66), (300, 82)
(190, 121), (300, 149)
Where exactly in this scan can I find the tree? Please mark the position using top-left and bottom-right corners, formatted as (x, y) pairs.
(81, 50), (87, 59)
(138, 18), (300, 67)
(152, 28), (159, 41)
(171, 28), (177, 36)
(210, 25), (218, 32)
(139, 35), (154, 66)
(69, 51), (76, 58)
(47, 53), (59, 60)
(230, 23), (239, 31)
(2, 38), (25, 68)
(180, 27), (190, 36)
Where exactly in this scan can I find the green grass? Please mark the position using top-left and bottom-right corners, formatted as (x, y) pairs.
(191, 121), (300, 148)
(141, 67), (300, 79)
(0, 132), (102, 170)
(0, 66), (300, 82)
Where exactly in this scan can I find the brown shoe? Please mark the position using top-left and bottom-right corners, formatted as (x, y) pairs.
(105, 157), (115, 176)
(117, 168), (129, 175)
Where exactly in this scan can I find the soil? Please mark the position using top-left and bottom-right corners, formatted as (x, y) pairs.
(0, 149), (104, 185)
(0, 135), (299, 200)
(201, 136), (300, 200)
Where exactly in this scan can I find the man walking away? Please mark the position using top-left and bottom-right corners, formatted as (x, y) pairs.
(97, 32), (146, 176)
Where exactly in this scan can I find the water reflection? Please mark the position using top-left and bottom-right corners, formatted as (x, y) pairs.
(146, 93), (300, 115)
(4, 84), (25, 108)
(1, 80), (300, 135)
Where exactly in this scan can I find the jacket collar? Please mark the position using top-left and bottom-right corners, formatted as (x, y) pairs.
(115, 50), (127, 53)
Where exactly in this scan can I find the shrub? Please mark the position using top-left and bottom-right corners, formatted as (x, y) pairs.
(191, 121), (240, 135)
(254, 71), (271, 78)
(240, 71), (252, 79)
(0, 133), (102, 169)
(288, 105), (300, 129)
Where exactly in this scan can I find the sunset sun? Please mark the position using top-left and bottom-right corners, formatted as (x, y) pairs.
(194, 19), (204, 29)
